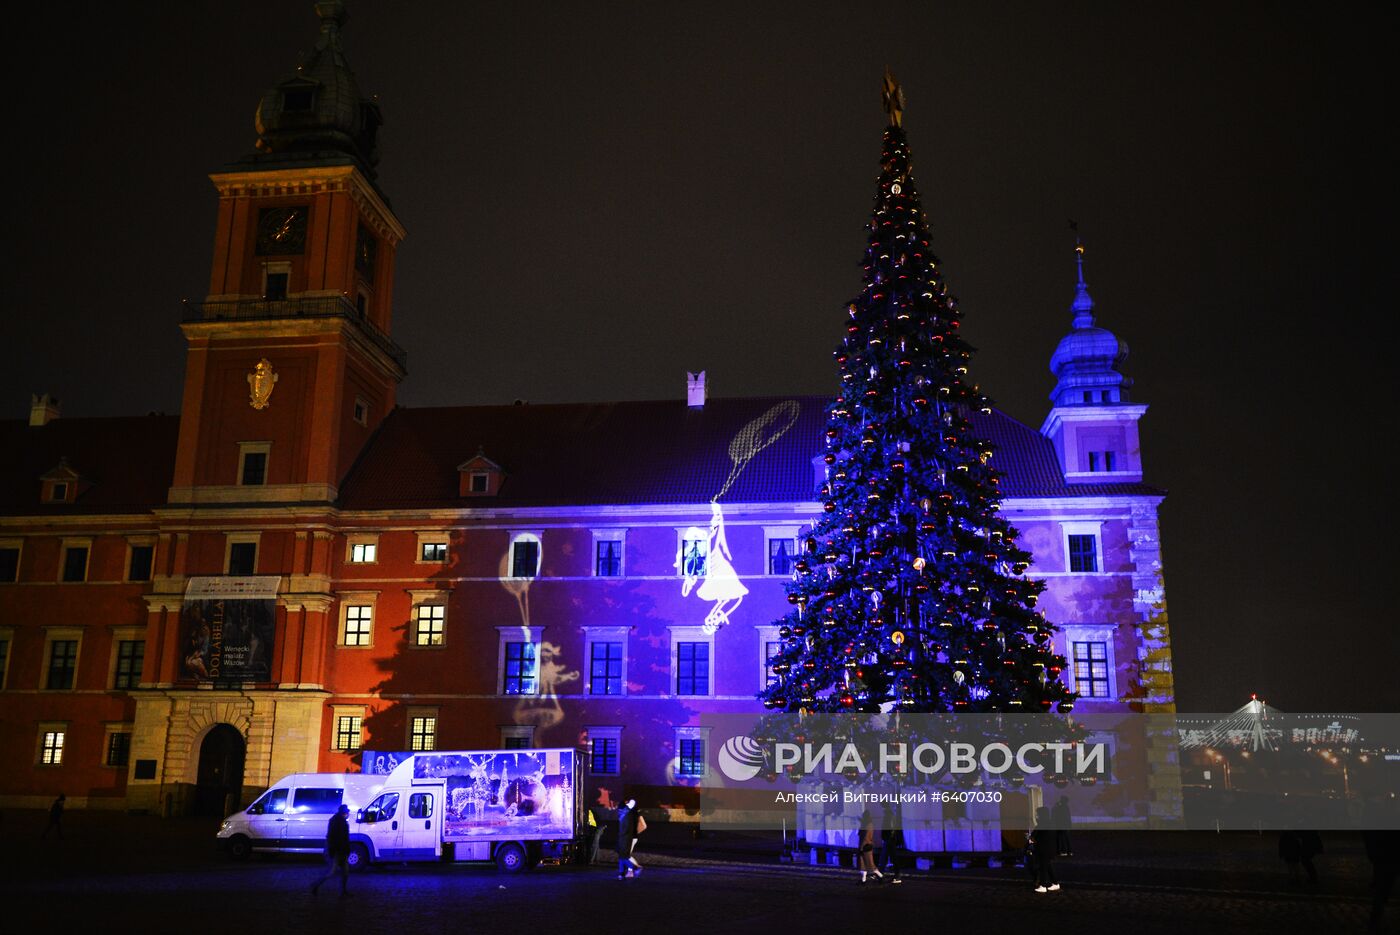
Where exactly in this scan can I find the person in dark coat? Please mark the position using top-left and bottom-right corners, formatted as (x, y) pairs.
(311, 804), (352, 896)
(585, 803), (605, 865)
(1362, 828), (1400, 933)
(856, 809), (884, 884)
(1052, 796), (1073, 857)
(1029, 806), (1060, 892)
(877, 802), (904, 884)
(42, 794), (65, 840)
(1278, 828), (1323, 887)
(616, 799), (644, 879)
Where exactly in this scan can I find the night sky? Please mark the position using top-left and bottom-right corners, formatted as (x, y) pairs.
(5, 3), (1393, 711)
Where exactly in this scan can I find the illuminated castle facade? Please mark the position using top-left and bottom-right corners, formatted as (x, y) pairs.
(0, 4), (1174, 816)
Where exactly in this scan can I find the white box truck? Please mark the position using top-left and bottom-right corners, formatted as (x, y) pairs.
(220, 748), (582, 873)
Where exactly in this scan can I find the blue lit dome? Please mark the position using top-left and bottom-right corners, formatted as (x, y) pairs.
(1048, 245), (1132, 407)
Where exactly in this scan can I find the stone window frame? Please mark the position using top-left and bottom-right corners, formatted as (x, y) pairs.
(674, 726), (712, 779)
(42, 626), (84, 691)
(124, 536), (156, 583)
(1059, 521), (1105, 575)
(406, 707), (439, 752)
(407, 590), (450, 648)
(415, 532), (451, 565)
(1061, 624), (1118, 701)
(0, 625), (14, 689)
(102, 721), (135, 769)
(0, 537), (24, 584)
(36, 721), (68, 766)
(586, 725), (623, 776)
(496, 626), (544, 696)
(582, 626), (629, 696)
(58, 536), (93, 583)
(591, 528), (626, 577)
(756, 625), (783, 692)
(507, 531), (543, 579)
(237, 441), (272, 487)
(337, 592), (379, 648)
(345, 533), (380, 565)
(106, 625), (145, 690)
(224, 532), (261, 576)
(500, 724), (535, 749)
(331, 705), (366, 752)
(763, 525), (801, 577)
(668, 625), (715, 698)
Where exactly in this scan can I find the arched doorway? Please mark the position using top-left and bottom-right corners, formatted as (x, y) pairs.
(194, 724), (246, 817)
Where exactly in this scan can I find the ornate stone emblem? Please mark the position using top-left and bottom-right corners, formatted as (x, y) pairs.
(246, 359), (279, 410)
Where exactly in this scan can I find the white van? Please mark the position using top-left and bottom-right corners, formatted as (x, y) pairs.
(218, 772), (386, 860)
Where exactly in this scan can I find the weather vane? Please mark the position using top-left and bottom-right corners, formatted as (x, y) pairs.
(882, 67), (905, 127)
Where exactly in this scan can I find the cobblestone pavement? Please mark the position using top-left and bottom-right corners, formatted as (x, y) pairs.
(2, 811), (1392, 934)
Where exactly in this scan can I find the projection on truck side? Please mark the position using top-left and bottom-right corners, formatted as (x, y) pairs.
(414, 750), (575, 839)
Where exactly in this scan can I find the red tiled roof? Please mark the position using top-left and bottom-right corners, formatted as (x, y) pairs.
(0, 415), (179, 516)
(338, 397), (1163, 510)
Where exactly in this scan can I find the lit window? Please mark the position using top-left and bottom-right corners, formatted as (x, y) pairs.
(47, 640), (78, 690)
(502, 642), (537, 694)
(410, 716), (437, 752)
(1068, 535), (1098, 573)
(106, 731), (132, 767)
(415, 605), (445, 646)
(61, 546), (89, 582)
(596, 540), (622, 577)
(350, 542), (377, 563)
(589, 728), (622, 775)
(421, 541), (448, 562)
(335, 714), (363, 751)
(343, 605), (373, 647)
(681, 539), (707, 578)
(589, 641), (623, 696)
(768, 537), (796, 575)
(1073, 641), (1111, 699)
(114, 640), (145, 690)
(676, 642), (709, 696)
(40, 729), (65, 765)
(677, 735), (706, 778)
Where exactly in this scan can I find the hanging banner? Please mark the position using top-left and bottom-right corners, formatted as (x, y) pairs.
(180, 576), (280, 683)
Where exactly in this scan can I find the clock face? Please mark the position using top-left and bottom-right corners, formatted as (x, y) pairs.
(256, 206), (308, 256)
(355, 224), (378, 282)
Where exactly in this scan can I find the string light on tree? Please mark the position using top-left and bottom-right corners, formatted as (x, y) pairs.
(758, 70), (1075, 717)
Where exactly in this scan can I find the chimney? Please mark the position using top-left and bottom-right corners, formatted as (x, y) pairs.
(29, 393), (61, 427)
(686, 371), (707, 409)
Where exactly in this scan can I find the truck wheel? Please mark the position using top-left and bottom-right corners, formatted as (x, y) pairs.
(495, 842), (527, 873)
(226, 835), (252, 860)
(345, 844), (370, 871)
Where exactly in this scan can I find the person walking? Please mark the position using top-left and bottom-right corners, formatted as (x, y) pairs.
(310, 804), (352, 897)
(1279, 828), (1323, 888)
(857, 809), (884, 885)
(878, 802), (904, 884)
(1029, 806), (1061, 893)
(616, 798), (645, 879)
(585, 803), (605, 865)
(1052, 795), (1073, 857)
(42, 794), (65, 840)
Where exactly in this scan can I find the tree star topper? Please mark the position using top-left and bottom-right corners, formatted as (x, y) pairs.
(247, 358), (279, 410)
(882, 67), (905, 127)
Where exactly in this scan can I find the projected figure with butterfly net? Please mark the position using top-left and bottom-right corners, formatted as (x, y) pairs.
(677, 401), (801, 634)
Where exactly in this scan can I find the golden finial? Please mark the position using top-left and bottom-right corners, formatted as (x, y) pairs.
(882, 67), (905, 128)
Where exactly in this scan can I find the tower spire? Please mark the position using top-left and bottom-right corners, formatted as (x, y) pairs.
(1070, 222), (1095, 328)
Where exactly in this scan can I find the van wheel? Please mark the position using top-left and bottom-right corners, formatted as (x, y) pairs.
(226, 835), (252, 860)
(346, 844), (369, 871)
(495, 843), (527, 873)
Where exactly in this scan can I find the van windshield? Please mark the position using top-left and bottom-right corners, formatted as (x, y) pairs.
(363, 792), (399, 823)
(291, 788), (344, 814)
(252, 788), (288, 815)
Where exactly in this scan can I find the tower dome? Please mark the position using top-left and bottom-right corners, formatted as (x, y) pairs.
(245, 1), (382, 178)
(1048, 241), (1132, 407)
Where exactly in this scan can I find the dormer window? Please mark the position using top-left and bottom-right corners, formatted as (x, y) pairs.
(457, 449), (504, 497)
(40, 457), (84, 504)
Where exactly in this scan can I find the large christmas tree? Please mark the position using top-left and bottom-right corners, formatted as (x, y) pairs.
(759, 75), (1074, 716)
